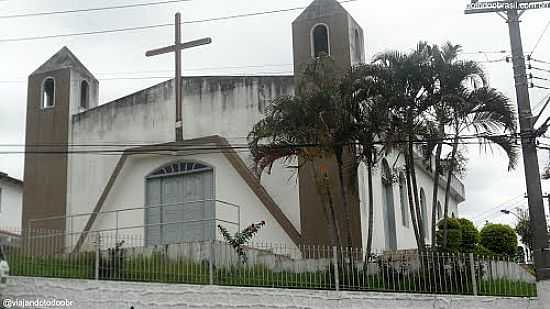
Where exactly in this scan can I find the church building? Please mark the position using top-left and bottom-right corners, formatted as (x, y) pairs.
(21, 0), (465, 253)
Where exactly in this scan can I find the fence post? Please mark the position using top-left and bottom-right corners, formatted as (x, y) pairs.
(332, 246), (339, 291)
(469, 253), (478, 296)
(95, 232), (101, 280)
(209, 240), (214, 285)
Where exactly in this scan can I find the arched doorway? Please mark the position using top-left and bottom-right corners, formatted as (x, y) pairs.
(145, 161), (214, 246)
(382, 160), (397, 250)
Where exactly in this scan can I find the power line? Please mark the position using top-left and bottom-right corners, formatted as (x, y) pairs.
(531, 19), (550, 57)
(0, 0), (360, 43)
(0, 134), (526, 156)
(530, 66), (550, 75)
(461, 50), (508, 55)
(0, 0), (193, 19)
(0, 69), (295, 83)
(0, 132), (521, 147)
(532, 58), (550, 66)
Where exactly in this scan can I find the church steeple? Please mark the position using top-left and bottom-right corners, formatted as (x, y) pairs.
(292, 0), (365, 75)
(292, 0), (366, 248)
(23, 47), (97, 240)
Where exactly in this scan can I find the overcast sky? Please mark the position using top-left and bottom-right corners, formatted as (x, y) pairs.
(1, 0), (549, 228)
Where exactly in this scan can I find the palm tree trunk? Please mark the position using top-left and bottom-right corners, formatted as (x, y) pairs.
(365, 148), (375, 259)
(430, 141), (443, 247)
(336, 154), (354, 249)
(405, 148), (422, 250)
(443, 136), (459, 249)
(408, 140), (426, 249)
(310, 163), (341, 248)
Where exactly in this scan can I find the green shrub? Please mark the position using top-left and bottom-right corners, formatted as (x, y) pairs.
(473, 244), (494, 256)
(436, 218), (479, 253)
(480, 223), (518, 256)
(458, 218), (480, 252)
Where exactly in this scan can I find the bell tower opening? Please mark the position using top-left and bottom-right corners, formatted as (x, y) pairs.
(311, 24), (330, 58)
(80, 80), (89, 109)
(42, 77), (55, 109)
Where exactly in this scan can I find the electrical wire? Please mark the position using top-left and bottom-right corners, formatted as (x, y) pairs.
(0, 132), (521, 148)
(0, 0), (194, 19)
(0, 66), (295, 83)
(0, 0), (360, 43)
(0, 133), (526, 156)
(470, 194), (525, 221)
(530, 66), (550, 75)
(532, 58), (550, 66)
(530, 19), (550, 58)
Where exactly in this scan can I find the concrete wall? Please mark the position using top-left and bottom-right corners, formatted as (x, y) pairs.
(80, 151), (297, 251)
(180, 76), (300, 232)
(23, 68), (71, 234)
(0, 178), (22, 231)
(2, 277), (537, 309)
(357, 150), (460, 252)
(67, 77), (300, 246)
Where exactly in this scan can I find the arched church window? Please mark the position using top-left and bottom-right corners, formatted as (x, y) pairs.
(80, 80), (89, 109)
(42, 77), (55, 109)
(148, 161), (211, 178)
(311, 24), (330, 58)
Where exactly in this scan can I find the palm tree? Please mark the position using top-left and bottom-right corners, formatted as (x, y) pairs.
(440, 87), (518, 248)
(248, 56), (358, 248)
(340, 64), (391, 257)
(367, 43), (438, 250)
(422, 42), (518, 249)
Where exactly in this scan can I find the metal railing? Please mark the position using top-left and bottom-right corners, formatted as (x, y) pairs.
(27, 199), (240, 250)
(3, 230), (537, 297)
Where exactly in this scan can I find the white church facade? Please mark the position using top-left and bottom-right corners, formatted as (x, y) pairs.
(22, 0), (464, 253)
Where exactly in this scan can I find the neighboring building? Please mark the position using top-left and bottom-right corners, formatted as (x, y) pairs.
(21, 0), (464, 253)
(0, 172), (23, 246)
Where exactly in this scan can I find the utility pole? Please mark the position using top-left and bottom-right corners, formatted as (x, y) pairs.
(465, 1), (550, 292)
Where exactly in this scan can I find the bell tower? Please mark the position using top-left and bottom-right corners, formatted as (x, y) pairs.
(292, 0), (365, 76)
(292, 0), (365, 247)
(23, 47), (98, 238)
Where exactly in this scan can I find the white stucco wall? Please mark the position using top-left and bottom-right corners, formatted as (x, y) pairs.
(181, 76), (300, 232)
(2, 277), (536, 309)
(67, 77), (301, 247)
(89, 150), (297, 249)
(0, 177), (23, 231)
(357, 150), (462, 252)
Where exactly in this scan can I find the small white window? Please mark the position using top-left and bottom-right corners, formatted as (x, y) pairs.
(311, 24), (330, 58)
(80, 80), (89, 109)
(42, 77), (55, 109)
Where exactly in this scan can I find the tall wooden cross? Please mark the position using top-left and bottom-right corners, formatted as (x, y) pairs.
(146, 12), (212, 141)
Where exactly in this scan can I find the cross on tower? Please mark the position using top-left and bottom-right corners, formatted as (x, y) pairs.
(146, 12), (212, 141)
